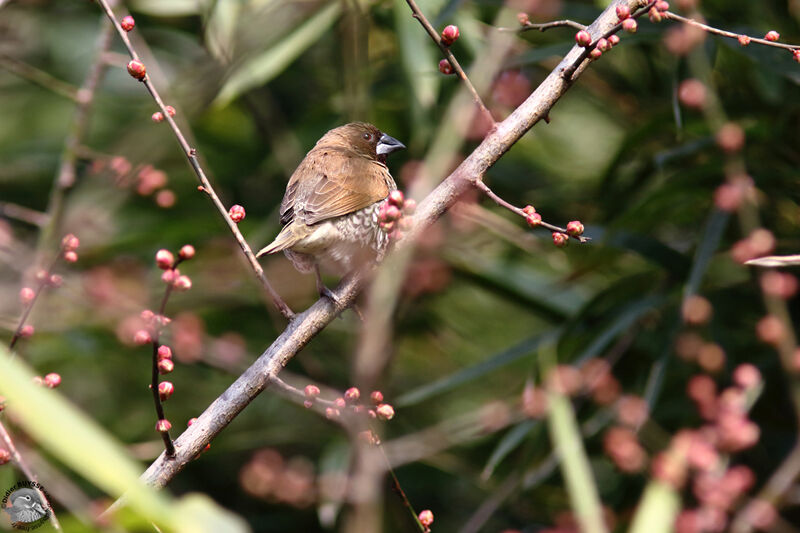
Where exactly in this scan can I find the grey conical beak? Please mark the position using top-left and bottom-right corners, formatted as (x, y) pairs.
(377, 133), (405, 155)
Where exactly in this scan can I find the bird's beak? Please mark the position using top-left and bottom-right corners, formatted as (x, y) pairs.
(376, 133), (405, 155)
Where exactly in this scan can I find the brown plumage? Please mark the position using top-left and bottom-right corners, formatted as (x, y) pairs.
(257, 122), (405, 291)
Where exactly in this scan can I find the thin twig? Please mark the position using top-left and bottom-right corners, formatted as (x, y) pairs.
(0, 54), (80, 102)
(93, 0), (295, 320)
(474, 179), (590, 242)
(0, 421), (62, 531)
(664, 11), (800, 52)
(0, 202), (50, 227)
(499, 19), (587, 33)
(404, 0), (495, 127)
(9, 254), (61, 351)
(149, 278), (177, 456)
(37, 18), (113, 264)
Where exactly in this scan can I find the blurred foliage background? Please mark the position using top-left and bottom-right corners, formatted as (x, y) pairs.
(1, 0), (799, 531)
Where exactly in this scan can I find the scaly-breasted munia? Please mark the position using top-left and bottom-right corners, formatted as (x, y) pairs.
(257, 122), (405, 295)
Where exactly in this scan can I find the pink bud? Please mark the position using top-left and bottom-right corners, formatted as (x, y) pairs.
(179, 244), (195, 260)
(157, 345), (173, 360)
(525, 213), (542, 227)
(566, 220), (584, 237)
(765, 30), (779, 42)
(174, 275), (192, 291)
(370, 390), (384, 404)
(158, 381), (175, 401)
(120, 15), (135, 32)
(596, 38), (610, 52)
(49, 274), (63, 287)
(61, 233), (80, 251)
(158, 359), (175, 374)
(441, 25), (460, 45)
(608, 34), (620, 46)
(126, 59), (146, 81)
(305, 385), (321, 398)
(622, 18), (637, 33)
(615, 4), (630, 20)
(19, 287), (35, 304)
(229, 204), (246, 223)
(388, 190), (405, 207)
(44, 373), (61, 388)
(575, 30), (592, 47)
(325, 407), (340, 419)
(0, 449), (10, 465)
(655, 0), (669, 12)
(738, 35), (751, 46)
(133, 329), (152, 345)
(155, 249), (174, 269)
(344, 387), (360, 403)
(418, 510), (434, 528)
(590, 48), (603, 59)
(552, 232), (569, 247)
(376, 403), (395, 420)
(733, 363), (761, 390)
(165, 105), (176, 117)
(438, 59), (454, 75)
(63, 250), (78, 263)
(156, 419), (172, 432)
(19, 325), (34, 338)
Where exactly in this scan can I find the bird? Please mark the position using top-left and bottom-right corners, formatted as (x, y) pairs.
(257, 122), (405, 300)
(3, 488), (49, 525)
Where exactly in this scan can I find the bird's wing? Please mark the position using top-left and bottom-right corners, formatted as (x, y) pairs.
(279, 147), (392, 226)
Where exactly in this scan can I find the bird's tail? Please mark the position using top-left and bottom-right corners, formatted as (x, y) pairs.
(256, 224), (300, 257)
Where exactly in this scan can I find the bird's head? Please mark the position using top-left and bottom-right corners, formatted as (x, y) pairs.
(317, 122), (405, 163)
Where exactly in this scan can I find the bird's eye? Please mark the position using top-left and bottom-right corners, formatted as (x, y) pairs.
(362, 132), (372, 141)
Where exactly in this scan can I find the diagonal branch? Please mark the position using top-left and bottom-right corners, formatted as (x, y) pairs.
(135, 0), (638, 489)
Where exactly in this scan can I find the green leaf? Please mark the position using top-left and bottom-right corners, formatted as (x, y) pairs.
(396, 330), (560, 407)
(214, 1), (341, 107)
(0, 349), (248, 533)
(393, 0), (441, 112)
(205, 0), (242, 62)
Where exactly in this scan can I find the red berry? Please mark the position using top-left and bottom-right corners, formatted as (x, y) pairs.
(44, 373), (61, 388)
(738, 35), (751, 46)
(156, 419), (172, 432)
(765, 30), (779, 42)
(575, 30), (592, 47)
(155, 249), (174, 270)
(158, 381), (175, 401)
(120, 15), (135, 32)
(126, 59), (147, 81)
(228, 204), (246, 222)
(622, 18), (637, 33)
(552, 232), (569, 247)
(616, 5), (630, 20)
(152, 112), (164, 123)
(441, 25), (459, 45)
(438, 59), (454, 75)
(566, 220), (584, 237)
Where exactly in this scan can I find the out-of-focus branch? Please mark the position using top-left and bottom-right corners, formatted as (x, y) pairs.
(0, 53), (80, 102)
(499, 19), (587, 33)
(404, 0), (495, 127)
(134, 0), (640, 490)
(93, 0), (294, 320)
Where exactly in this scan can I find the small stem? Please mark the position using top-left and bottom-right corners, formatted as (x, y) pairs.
(499, 19), (587, 33)
(93, 0), (295, 320)
(0, 421), (63, 531)
(380, 446), (427, 532)
(474, 179), (590, 243)
(664, 11), (800, 52)
(404, 0), (495, 127)
(0, 202), (51, 227)
(9, 254), (62, 351)
(149, 267), (178, 457)
(0, 54), (80, 102)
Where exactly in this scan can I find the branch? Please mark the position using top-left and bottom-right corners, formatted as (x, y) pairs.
(664, 11), (800, 53)
(499, 19), (587, 33)
(134, 0), (636, 489)
(404, 0), (495, 127)
(0, 53), (80, 102)
(93, 0), (294, 320)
